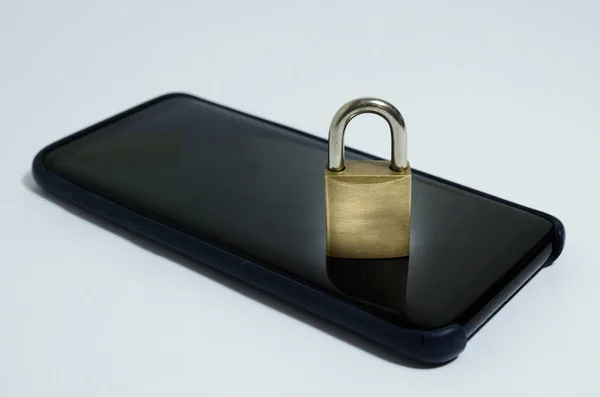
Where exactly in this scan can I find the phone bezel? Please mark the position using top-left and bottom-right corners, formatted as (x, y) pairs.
(31, 92), (565, 364)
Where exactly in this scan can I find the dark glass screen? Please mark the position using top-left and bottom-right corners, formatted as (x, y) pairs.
(43, 95), (553, 330)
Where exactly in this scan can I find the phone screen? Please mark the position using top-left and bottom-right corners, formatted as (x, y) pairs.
(42, 95), (553, 331)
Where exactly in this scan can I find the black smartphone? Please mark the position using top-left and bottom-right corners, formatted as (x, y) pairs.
(32, 93), (565, 364)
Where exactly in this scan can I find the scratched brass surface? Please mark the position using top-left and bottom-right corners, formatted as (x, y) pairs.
(325, 160), (411, 259)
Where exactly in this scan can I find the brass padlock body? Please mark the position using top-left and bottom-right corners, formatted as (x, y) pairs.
(325, 97), (411, 259)
(325, 160), (411, 258)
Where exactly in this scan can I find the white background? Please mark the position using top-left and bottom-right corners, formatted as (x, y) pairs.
(1, 0), (598, 396)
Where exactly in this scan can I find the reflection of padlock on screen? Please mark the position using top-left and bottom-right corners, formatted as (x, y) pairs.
(326, 256), (409, 314)
(324, 98), (411, 259)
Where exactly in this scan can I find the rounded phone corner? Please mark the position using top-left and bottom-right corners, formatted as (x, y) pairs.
(31, 140), (55, 191)
(151, 91), (201, 103)
(415, 324), (468, 364)
(381, 323), (467, 365)
(543, 214), (565, 267)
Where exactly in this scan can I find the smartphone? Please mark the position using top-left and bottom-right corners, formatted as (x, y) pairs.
(32, 93), (565, 364)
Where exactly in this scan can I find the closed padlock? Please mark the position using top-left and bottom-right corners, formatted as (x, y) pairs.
(324, 97), (411, 259)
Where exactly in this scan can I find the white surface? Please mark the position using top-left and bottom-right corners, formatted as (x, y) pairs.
(1, 1), (598, 396)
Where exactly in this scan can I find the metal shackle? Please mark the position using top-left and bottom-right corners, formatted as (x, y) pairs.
(327, 97), (407, 172)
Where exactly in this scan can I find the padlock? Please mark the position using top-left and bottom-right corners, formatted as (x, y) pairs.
(324, 97), (411, 259)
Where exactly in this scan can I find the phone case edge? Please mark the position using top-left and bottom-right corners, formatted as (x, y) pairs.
(29, 92), (566, 364)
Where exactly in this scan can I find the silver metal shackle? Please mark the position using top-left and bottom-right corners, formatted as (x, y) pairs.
(327, 97), (407, 172)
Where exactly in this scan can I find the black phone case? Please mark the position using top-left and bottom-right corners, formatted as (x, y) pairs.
(32, 93), (565, 364)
